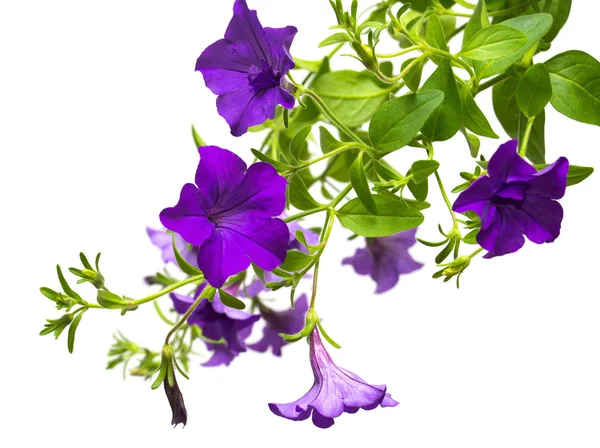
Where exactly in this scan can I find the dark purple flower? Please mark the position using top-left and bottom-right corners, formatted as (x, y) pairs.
(342, 228), (423, 294)
(269, 328), (398, 428)
(171, 286), (260, 367)
(453, 140), (569, 258)
(249, 294), (308, 356)
(195, 0), (297, 136)
(160, 145), (289, 288)
(147, 227), (198, 267)
(164, 376), (187, 427)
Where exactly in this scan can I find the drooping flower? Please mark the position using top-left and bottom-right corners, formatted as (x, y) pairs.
(164, 375), (188, 427)
(171, 286), (260, 367)
(453, 140), (569, 258)
(160, 145), (289, 288)
(146, 227), (198, 267)
(342, 228), (423, 294)
(269, 328), (398, 428)
(249, 294), (308, 356)
(195, 0), (297, 136)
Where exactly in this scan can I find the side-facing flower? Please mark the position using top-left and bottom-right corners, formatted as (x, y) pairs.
(342, 228), (423, 294)
(453, 140), (569, 258)
(147, 227), (198, 267)
(195, 0), (297, 136)
(164, 376), (188, 427)
(160, 145), (289, 288)
(269, 328), (398, 428)
(249, 294), (308, 356)
(170, 286), (260, 367)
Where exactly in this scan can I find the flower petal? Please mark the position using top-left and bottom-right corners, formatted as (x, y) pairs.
(477, 204), (526, 257)
(159, 184), (215, 247)
(268, 384), (320, 422)
(529, 156), (569, 199)
(372, 262), (401, 294)
(521, 196), (564, 244)
(202, 343), (238, 367)
(196, 228), (251, 288)
(487, 140), (536, 188)
(195, 146), (247, 206)
(226, 0), (273, 66)
(453, 176), (496, 215)
(217, 216), (289, 271)
(263, 26), (297, 73)
(342, 248), (374, 276)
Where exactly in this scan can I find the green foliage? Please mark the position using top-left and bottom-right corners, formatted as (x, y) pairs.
(421, 61), (462, 141)
(349, 151), (377, 213)
(460, 25), (528, 60)
(516, 63), (552, 118)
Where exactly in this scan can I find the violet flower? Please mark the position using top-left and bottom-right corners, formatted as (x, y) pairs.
(249, 294), (308, 356)
(195, 0), (297, 136)
(453, 140), (569, 258)
(342, 228), (423, 294)
(170, 287), (260, 367)
(146, 227), (198, 267)
(164, 377), (187, 427)
(269, 328), (398, 428)
(160, 145), (289, 288)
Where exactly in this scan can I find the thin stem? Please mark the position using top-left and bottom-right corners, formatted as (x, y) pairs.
(289, 143), (367, 173)
(424, 46), (475, 78)
(434, 171), (459, 228)
(165, 286), (212, 344)
(519, 116), (536, 157)
(377, 45), (425, 59)
(309, 260), (320, 310)
(154, 301), (175, 326)
(284, 206), (328, 223)
(132, 275), (204, 307)
(468, 247), (484, 259)
(454, 0), (476, 8)
(308, 209), (335, 311)
(476, 73), (508, 95)
(376, 54), (427, 83)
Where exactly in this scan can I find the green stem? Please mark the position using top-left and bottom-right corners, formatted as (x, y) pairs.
(289, 143), (368, 173)
(376, 54), (427, 83)
(434, 171), (459, 228)
(165, 286), (213, 344)
(469, 247), (484, 259)
(308, 209), (335, 311)
(284, 206), (328, 223)
(424, 46), (475, 78)
(454, 0), (476, 8)
(475, 73), (507, 95)
(377, 45), (425, 59)
(132, 275), (204, 307)
(154, 301), (175, 326)
(519, 116), (536, 157)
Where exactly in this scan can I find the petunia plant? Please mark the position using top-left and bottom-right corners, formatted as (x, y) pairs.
(39, 0), (598, 429)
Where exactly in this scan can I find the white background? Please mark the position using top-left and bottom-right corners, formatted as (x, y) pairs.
(1, 1), (599, 447)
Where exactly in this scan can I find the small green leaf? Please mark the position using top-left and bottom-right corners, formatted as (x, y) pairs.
(516, 63), (552, 118)
(492, 76), (521, 138)
(56, 265), (82, 302)
(318, 33), (353, 48)
(251, 149), (295, 171)
(459, 25), (527, 60)
(192, 125), (206, 148)
(97, 290), (127, 309)
(435, 239), (455, 264)
(218, 289), (246, 310)
(541, 0), (572, 43)
(463, 228), (479, 244)
(68, 312), (84, 354)
(374, 160), (403, 181)
(336, 195), (424, 237)
(411, 160), (440, 184)
(402, 57), (426, 92)
(408, 177), (429, 202)
(349, 152), (377, 214)
(172, 234), (203, 276)
(289, 125), (312, 161)
(369, 90), (444, 153)
(545, 50), (600, 126)
(289, 175), (322, 211)
(425, 15), (448, 65)
(461, 85), (499, 138)
(281, 250), (315, 272)
(462, 0), (490, 48)
(465, 131), (481, 157)
(251, 263), (265, 283)
(319, 126), (344, 154)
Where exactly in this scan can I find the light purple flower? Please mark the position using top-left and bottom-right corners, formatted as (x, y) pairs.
(195, 0), (297, 136)
(249, 294), (308, 356)
(453, 140), (569, 258)
(160, 145), (289, 288)
(342, 228), (423, 294)
(269, 328), (398, 428)
(146, 227), (198, 267)
(171, 286), (260, 367)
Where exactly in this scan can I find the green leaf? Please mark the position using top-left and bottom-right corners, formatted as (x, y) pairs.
(293, 58), (322, 73)
(250, 149), (295, 172)
(280, 250), (315, 272)
(56, 265), (82, 302)
(460, 25), (527, 60)
(97, 290), (127, 309)
(492, 76), (521, 138)
(369, 90), (445, 153)
(289, 125), (312, 161)
(465, 131), (481, 157)
(319, 126), (344, 153)
(251, 263), (265, 283)
(463, 228), (479, 244)
(522, 111), (546, 164)
(408, 177), (429, 202)
(336, 195), (424, 237)
(349, 152), (377, 214)
(289, 175), (322, 211)
(473, 14), (554, 79)
(411, 160), (440, 183)
(218, 289), (245, 310)
(172, 234), (203, 276)
(312, 70), (393, 128)
(460, 85), (499, 138)
(534, 164), (594, 187)
(67, 312), (83, 354)
(421, 61), (462, 141)
(192, 125), (206, 148)
(374, 160), (403, 181)
(538, 0), (571, 43)
(516, 63), (552, 118)
(425, 15), (448, 65)
(402, 57), (426, 93)
(462, 0), (490, 48)
(545, 50), (600, 126)
(318, 33), (353, 48)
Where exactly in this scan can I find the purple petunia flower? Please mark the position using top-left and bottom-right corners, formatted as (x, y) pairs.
(146, 227), (198, 267)
(269, 328), (398, 428)
(342, 228), (423, 294)
(160, 145), (289, 288)
(195, 0), (297, 136)
(249, 294), (308, 356)
(453, 140), (569, 258)
(171, 286), (260, 367)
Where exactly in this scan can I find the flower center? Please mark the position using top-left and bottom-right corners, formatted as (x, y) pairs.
(248, 61), (282, 91)
(491, 181), (530, 209)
